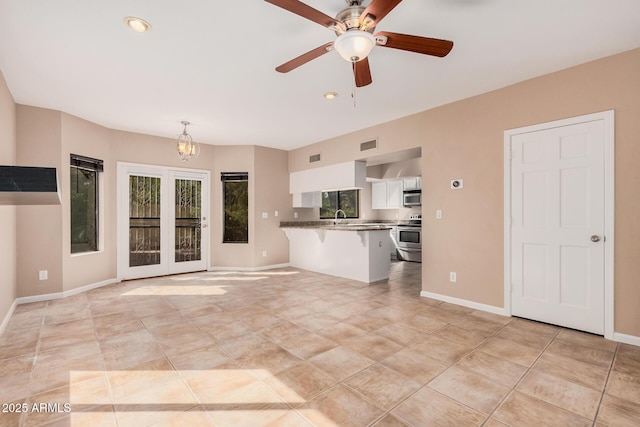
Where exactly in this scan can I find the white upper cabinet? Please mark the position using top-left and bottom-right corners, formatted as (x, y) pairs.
(387, 179), (404, 208)
(292, 192), (322, 208)
(403, 176), (422, 191)
(371, 182), (388, 210)
(372, 179), (404, 209)
(290, 161), (367, 194)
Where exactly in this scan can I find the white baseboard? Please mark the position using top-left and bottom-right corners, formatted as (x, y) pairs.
(0, 299), (18, 336)
(420, 292), (640, 346)
(15, 278), (119, 305)
(420, 291), (508, 316)
(613, 332), (640, 347)
(209, 263), (291, 272)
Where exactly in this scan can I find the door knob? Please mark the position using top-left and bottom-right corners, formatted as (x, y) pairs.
(591, 235), (600, 243)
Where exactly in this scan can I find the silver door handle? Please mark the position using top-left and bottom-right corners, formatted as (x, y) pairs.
(591, 235), (600, 242)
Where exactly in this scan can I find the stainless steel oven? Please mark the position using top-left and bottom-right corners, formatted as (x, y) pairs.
(396, 214), (421, 262)
(403, 190), (421, 207)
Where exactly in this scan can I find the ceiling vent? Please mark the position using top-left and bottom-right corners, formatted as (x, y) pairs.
(360, 138), (378, 151)
(309, 153), (321, 163)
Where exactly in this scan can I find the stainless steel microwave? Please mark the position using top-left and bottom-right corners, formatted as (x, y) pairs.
(403, 190), (421, 207)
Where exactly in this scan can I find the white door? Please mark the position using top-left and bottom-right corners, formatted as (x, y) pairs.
(118, 163), (209, 280)
(169, 171), (208, 275)
(507, 114), (612, 335)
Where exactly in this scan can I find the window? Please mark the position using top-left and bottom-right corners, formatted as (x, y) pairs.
(70, 154), (103, 253)
(222, 172), (248, 243)
(319, 189), (359, 219)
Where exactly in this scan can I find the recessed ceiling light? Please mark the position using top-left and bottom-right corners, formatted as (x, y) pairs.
(324, 92), (339, 100)
(124, 17), (152, 33)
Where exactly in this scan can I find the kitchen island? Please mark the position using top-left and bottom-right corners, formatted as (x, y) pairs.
(280, 222), (392, 283)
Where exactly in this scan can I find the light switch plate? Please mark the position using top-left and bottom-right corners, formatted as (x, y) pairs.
(262, 212), (268, 219)
(436, 209), (442, 219)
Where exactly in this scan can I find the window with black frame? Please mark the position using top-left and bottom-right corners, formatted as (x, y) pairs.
(319, 189), (359, 219)
(222, 172), (249, 243)
(70, 154), (103, 253)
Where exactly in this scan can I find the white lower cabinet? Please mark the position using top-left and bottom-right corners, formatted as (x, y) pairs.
(372, 179), (403, 209)
(292, 192), (322, 208)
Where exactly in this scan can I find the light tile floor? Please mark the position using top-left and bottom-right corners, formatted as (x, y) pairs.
(1, 262), (639, 426)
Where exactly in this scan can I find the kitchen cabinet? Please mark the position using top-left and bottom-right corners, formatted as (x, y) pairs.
(372, 179), (403, 209)
(290, 161), (366, 194)
(292, 192), (322, 208)
(372, 182), (387, 210)
(388, 180), (403, 208)
(403, 176), (422, 191)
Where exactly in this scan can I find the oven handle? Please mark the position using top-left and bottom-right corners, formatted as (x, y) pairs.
(397, 247), (421, 252)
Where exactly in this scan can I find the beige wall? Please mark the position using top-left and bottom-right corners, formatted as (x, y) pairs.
(209, 145), (291, 269)
(211, 145), (256, 268)
(287, 48), (640, 337)
(61, 114), (115, 291)
(253, 146), (291, 267)
(10, 106), (289, 298)
(16, 106), (63, 297)
(0, 70), (17, 325)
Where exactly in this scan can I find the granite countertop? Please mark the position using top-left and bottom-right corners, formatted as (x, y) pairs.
(280, 220), (406, 231)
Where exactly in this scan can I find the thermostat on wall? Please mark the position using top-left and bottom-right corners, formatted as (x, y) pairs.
(451, 179), (463, 189)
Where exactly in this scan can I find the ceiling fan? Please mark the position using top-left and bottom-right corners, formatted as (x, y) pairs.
(265, 0), (454, 87)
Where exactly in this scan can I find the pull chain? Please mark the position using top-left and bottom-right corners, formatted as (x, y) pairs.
(351, 61), (357, 109)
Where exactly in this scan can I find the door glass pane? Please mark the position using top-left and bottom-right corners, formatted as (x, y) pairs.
(129, 175), (161, 267)
(175, 178), (202, 262)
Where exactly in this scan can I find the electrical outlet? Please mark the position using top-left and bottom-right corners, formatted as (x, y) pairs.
(262, 250), (267, 257)
(449, 272), (457, 283)
(39, 270), (48, 281)
(262, 212), (268, 219)
(274, 210), (279, 217)
(294, 211), (298, 219)
(436, 209), (442, 219)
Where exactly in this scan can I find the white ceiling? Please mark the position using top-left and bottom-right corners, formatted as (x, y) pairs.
(1, 0), (639, 151)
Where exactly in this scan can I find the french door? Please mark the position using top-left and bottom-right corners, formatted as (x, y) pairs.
(118, 163), (209, 280)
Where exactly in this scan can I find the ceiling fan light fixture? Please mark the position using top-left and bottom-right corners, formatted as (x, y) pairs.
(334, 30), (376, 62)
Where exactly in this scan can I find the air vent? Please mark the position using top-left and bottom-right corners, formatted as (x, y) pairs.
(360, 138), (378, 151)
(309, 153), (321, 163)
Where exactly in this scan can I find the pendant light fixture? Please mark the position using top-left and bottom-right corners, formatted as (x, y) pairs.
(176, 121), (199, 161)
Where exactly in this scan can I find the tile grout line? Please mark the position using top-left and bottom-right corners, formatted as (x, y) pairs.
(590, 341), (620, 427)
(481, 325), (562, 426)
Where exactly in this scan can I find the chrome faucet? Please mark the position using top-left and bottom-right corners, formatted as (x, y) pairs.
(334, 209), (347, 225)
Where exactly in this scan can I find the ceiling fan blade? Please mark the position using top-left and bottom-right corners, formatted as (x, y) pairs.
(359, 0), (403, 30)
(265, 0), (344, 30)
(353, 58), (373, 88)
(375, 31), (453, 57)
(275, 42), (334, 73)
